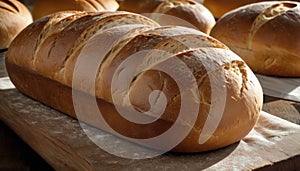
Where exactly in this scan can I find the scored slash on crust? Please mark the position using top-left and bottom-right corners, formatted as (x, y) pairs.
(247, 2), (298, 49)
(0, 0), (19, 13)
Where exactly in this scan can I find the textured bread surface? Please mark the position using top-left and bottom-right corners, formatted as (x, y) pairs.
(211, 1), (300, 77)
(0, 0), (32, 49)
(6, 11), (263, 152)
(117, 0), (215, 34)
(32, 0), (119, 20)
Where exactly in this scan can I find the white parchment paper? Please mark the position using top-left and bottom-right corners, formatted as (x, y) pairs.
(0, 77), (15, 90)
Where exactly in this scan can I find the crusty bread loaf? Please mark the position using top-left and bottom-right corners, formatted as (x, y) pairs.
(210, 1), (300, 77)
(117, 0), (215, 34)
(6, 11), (263, 152)
(0, 0), (32, 49)
(32, 0), (119, 20)
(203, 0), (300, 18)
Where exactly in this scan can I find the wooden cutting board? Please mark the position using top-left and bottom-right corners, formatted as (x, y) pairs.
(1, 52), (300, 170)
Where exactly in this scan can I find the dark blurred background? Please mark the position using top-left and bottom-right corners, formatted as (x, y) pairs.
(18, 0), (35, 11)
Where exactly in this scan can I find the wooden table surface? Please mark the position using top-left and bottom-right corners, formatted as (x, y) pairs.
(1, 51), (300, 170)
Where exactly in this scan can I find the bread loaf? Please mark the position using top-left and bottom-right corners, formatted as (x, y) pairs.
(6, 11), (263, 152)
(203, 0), (300, 18)
(32, 0), (119, 20)
(0, 0), (32, 49)
(117, 0), (215, 34)
(210, 1), (300, 77)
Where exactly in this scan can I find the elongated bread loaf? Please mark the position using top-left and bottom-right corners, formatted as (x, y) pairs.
(32, 0), (119, 20)
(210, 1), (300, 77)
(117, 0), (215, 34)
(0, 0), (32, 49)
(6, 11), (263, 152)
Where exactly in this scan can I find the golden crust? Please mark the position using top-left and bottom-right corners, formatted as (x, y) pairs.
(6, 11), (263, 152)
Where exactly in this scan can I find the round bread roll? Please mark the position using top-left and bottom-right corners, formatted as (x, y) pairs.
(0, 0), (32, 49)
(32, 0), (119, 20)
(117, 0), (216, 34)
(210, 1), (300, 77)
(152, 0), (216, 34)
(203, 0), (300, 18)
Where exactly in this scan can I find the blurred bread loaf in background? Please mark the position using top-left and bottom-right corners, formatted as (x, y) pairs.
(0, 0), (32, 49)
(21, 0), (215, 34)
(117, 0), (216, 34)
